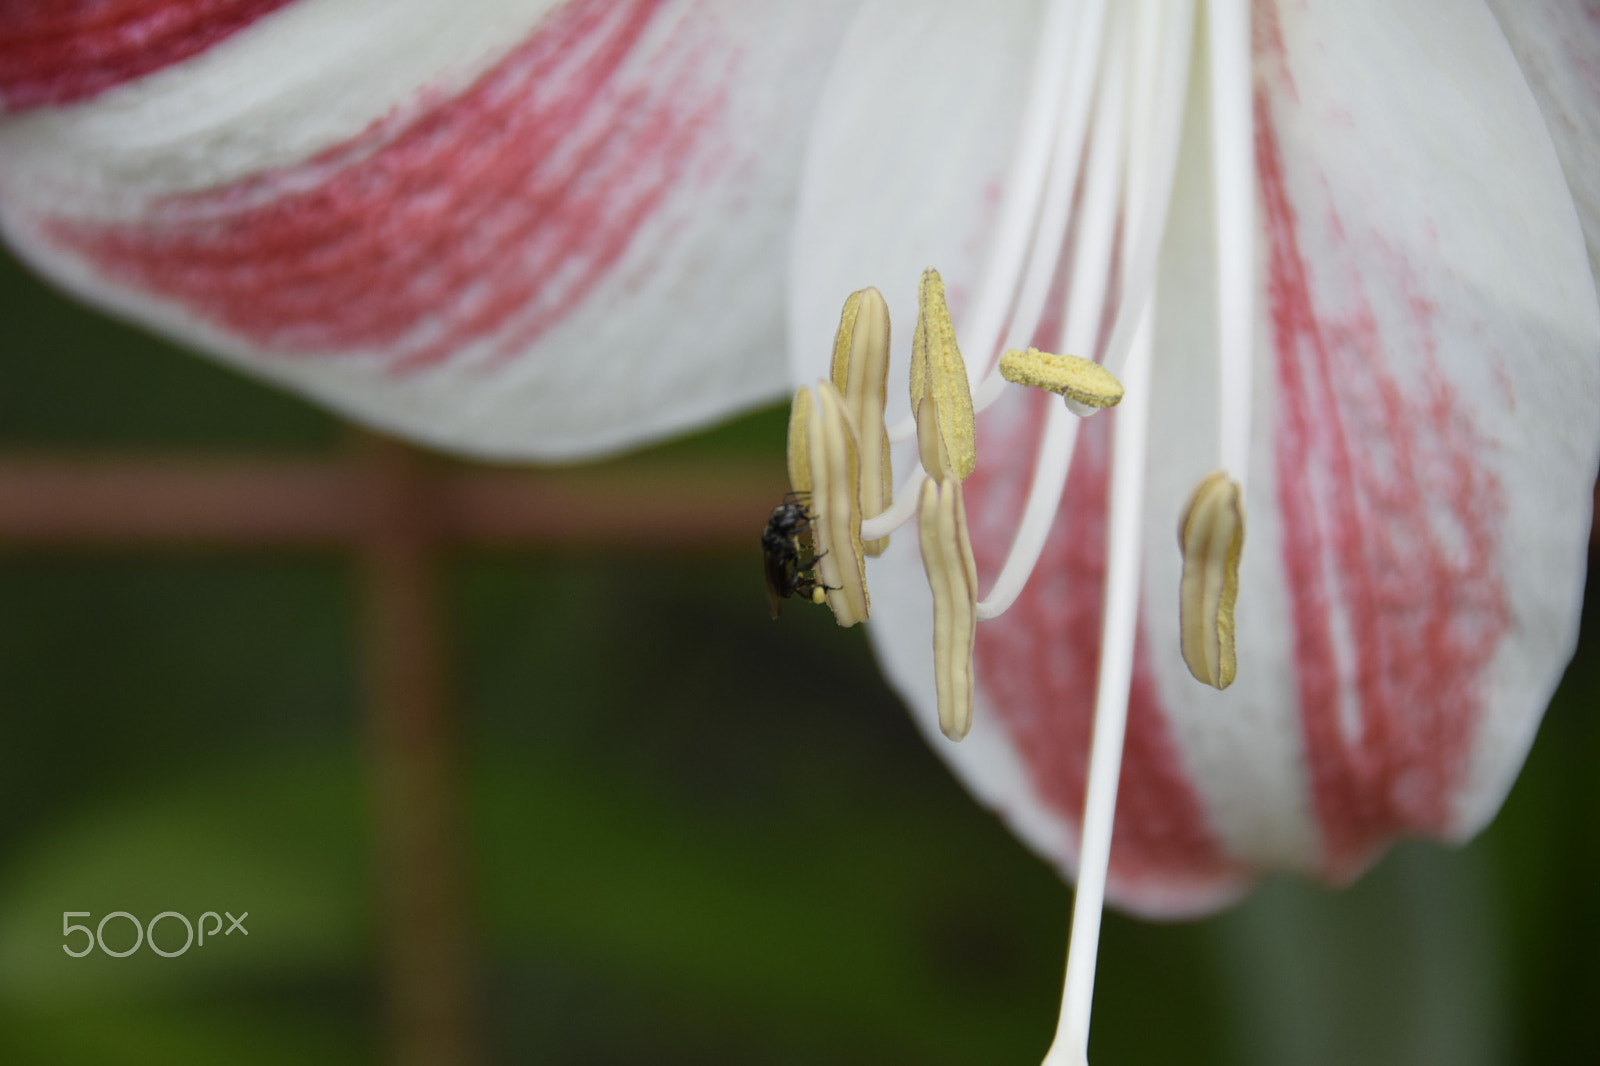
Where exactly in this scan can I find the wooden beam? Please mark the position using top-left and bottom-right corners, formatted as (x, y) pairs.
(0, 451), (788, 551)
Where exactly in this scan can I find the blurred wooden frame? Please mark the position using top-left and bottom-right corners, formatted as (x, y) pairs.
(0, 437), (1595, 1066)
(0, 435), (787, 1066)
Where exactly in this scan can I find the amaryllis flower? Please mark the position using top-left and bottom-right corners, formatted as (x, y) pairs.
(3, 0), (1598, 1055)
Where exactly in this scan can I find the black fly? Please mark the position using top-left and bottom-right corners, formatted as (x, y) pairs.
(762, 492), (832, 619)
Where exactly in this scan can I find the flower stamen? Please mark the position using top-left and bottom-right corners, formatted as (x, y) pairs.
(947, 0), (1086, 398)
(918, 473), (979, 741)
(786, 385), (813, 496)
(1089, 0), (1196, 384)
(802, 0), (1254, 1060)
(1178, 469), (1245, 689)
(860, 467), (927, 542)
(910, 268), (978, 483)
(794, 380), (870, 627)
(999, 347), (1125, 412)
(830, 287), (895, 555)
(970, 0), (1113, 415)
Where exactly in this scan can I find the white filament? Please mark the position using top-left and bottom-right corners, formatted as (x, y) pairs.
(1209, 0), (1254, 491)
(879, 0), (1227, 653)
(960, 0), (1084, 390)
(1121, 0), (1165, 235)
(887, 0), (1084, 446)
(976, 5), (1131, 620)
(960, 0), (1085, 389)
(974, 403), (1077, 621)
(1090, 0), (1195, 383)
(1042, 290), (1154, 1066)
(860, 464), (926, 540)
(972, 0), (1110, 413)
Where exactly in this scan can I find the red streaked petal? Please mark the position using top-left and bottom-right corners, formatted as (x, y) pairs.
(0, 0), (296, 111)
(793, 0), (1599, 915)
(0, 0), (859, 459)
(41, 1), (709, 372)
(1258, 0), (1595, 874)
(1142, 0), (1599, 890)
(1255, 91), (1509, 877)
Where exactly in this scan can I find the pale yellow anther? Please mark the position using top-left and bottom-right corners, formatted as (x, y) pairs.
(918, 474), (978, 741)
(787, 385), (813, 498)
(909, 269), (977, 482)
(1178, 471), (1245, 690)
(808, 381), (870, 627)
(829, 287), (893, 556)
(998, 347), (1125, 411)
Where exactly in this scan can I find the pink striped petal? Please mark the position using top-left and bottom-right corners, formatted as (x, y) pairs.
(0, 0), (858, 459)
(0, 0), (297, 111)
(791, 0), (1599, 916)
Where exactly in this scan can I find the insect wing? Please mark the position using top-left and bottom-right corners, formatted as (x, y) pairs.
(763, 541), (794, 619)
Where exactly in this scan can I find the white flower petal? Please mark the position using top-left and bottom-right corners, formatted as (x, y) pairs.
(1485, 0), (1600, 307)
(788, 0), (1044, 414)
(0, 0), (859, 460)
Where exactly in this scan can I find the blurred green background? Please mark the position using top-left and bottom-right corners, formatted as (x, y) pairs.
(1, 243), (1596, 1065)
